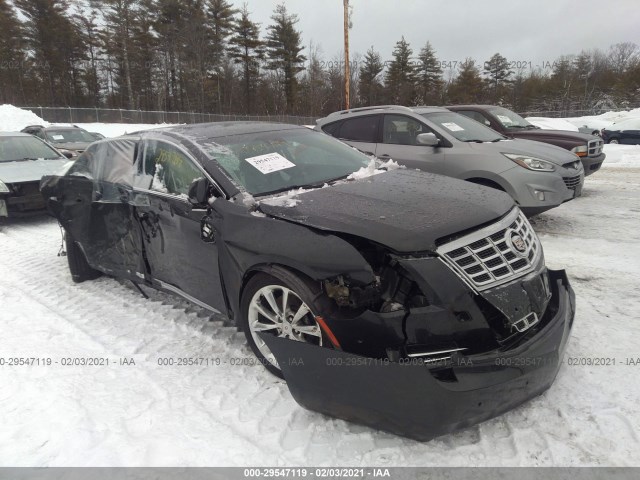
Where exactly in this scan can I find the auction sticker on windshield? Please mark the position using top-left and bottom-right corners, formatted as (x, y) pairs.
(245, 152), (296, 174)
(442, 122), (464, 132)
(497, 115), (513, 124)
(51, 135), (65, 140)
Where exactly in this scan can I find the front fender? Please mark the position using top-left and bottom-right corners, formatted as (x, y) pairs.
(207, 200), (375, 320)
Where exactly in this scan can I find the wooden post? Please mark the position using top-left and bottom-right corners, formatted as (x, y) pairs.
(343, 0), (350, 110)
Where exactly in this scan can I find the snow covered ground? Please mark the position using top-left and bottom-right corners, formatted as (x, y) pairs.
(1, 161), (640, 467)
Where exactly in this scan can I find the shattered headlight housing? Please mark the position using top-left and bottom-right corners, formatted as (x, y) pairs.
(503, 153), (556, 172)
(0, 180), (10, 193)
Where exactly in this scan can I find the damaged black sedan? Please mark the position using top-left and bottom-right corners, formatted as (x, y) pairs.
(40, 122), (575, 441)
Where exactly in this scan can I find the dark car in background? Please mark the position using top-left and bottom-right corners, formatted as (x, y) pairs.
(40, 122), (575, 441)
(316, 105), (585, 216)
(447, 105), (605, 175)
(0, 132), (69, 218)
(601, 118), (640, 144)
(21, 125), (100, 158)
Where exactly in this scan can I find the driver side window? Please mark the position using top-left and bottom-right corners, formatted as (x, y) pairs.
(138, 140), (203, 196)
(383, 115), (429, 145)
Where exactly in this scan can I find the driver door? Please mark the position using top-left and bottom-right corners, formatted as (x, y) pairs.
(133, 139), (226, 312)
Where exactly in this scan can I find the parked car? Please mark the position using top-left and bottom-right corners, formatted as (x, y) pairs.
(601, 118), (640, 144)
(21, 125), (98, 158)
(0, 132), (70, 218)
(40, 122), (575, 441)
(316, 106), (585, 216)
(447, 105), (605, 175)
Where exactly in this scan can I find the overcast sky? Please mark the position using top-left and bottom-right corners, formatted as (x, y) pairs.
(241, 0), (639, 74)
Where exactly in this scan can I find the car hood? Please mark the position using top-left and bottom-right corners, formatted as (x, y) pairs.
(509, 129), (595, 143)
(52, 141), (91, 151)
(469, 138), (581, 166)
(258, 169), (514, 253)
(0, 158), (70, 184)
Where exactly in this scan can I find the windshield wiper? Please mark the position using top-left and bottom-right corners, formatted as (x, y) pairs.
(462, 139), (484, 143)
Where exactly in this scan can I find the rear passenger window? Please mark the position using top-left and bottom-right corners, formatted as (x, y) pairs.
(338, 116), (378, 143)
(139, 140), (203, 197)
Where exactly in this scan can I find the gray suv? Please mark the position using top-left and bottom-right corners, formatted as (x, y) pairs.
(316, 106), (585, 215)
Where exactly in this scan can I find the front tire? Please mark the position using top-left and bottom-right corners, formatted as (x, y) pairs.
(240, 267), (329, 378)
(65, 231), (101, 283)
(608, 138), (620, 144)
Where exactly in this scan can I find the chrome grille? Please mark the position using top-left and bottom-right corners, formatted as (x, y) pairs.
(563, 174), (581, 190)
(437, 209), (542, 291)
(588, 138), (604, 157)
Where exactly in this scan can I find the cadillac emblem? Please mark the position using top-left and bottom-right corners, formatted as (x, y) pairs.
(510, 232), (527, 255)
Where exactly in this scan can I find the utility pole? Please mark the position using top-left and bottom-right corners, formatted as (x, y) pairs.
(343, 0), (350, 109)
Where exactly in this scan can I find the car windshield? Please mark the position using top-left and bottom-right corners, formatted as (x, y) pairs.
(488, 107), (535, 129)
(0, 136), (65, 162)
(203, 128), (372, 196)
(422, 112), (505, 142)
(45, 128), (96, 143)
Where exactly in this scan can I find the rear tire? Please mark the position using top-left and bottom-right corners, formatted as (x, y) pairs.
(608, 138), (619, 144)
(65, 231), (101, 283)
(240, 267), (332, 378)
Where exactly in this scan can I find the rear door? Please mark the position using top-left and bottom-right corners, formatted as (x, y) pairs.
(333, 115), (380, 156)
(375, 114), (448, 175)
(133, 138), (225, 312)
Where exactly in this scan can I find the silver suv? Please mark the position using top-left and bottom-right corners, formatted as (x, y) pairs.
(316, 106), (585, 216)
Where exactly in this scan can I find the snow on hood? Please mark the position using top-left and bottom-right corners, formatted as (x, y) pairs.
(260, 159), (404, 209)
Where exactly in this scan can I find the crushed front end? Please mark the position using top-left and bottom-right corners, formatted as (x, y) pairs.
(262, 207), (575, 441)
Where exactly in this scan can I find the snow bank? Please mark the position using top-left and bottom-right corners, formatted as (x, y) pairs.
(602, 144), (640, 168)
(541, 108), (640, 132)
(0, 104), (175, 137)
(525, 117), (579, 131)
(0, 104), (50, 131)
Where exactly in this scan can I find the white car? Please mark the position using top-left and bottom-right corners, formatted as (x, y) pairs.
(0, 132), (69, 218)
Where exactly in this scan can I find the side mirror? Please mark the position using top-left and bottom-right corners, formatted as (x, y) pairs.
(188, 177), (211, 206)
(61, 151), (74, 159)
(416, 132), (440, 147)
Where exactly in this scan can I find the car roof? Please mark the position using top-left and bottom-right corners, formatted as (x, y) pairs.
(154, 121), (305, 138)
(318, 105), (450, 124)
(0, 131), (37, 138)
(446, 105), (497, 110)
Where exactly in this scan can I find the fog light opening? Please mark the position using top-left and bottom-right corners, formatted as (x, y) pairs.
(534, 190), (545, 201)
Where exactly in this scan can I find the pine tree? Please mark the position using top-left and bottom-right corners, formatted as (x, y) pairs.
(416, 42), (443, 105)
(265, 3), (306, 113)
(228, 4), (264, 113)
(384, 37), (416, 105)
(15, 0), (86, 106)
(100, 0), (141, 109)
(447, 58), (484, 104)
(358, 47), (383, 106)
(0, 0), (25, 104)
(483, 53), (512, 102)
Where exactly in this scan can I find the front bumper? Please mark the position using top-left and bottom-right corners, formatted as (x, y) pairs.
(262, 269), (575, 441)
(500, 166), (584, 215)
(579, 153), (605, 176)
(0, 182), (47, 217)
